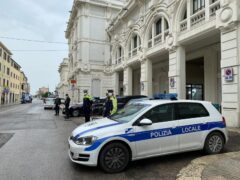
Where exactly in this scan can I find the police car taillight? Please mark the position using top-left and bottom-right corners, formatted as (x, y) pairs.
(222, 116), (226, 126)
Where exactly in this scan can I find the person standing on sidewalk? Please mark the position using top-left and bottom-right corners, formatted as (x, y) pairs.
(83, 90), (93, 123)
(64, 94), (71, 119)
(109, 90), (117, 115)
(54, 95), (61, 116)
(103, 90), (117, 117)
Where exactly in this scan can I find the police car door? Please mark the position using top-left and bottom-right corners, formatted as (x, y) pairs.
(176, 103), (210, 151)
(133, 104), (178, 157)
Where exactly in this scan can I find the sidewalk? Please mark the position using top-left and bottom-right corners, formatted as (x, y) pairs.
(0, 103), (20, 109)
(177, 128), (240, 180)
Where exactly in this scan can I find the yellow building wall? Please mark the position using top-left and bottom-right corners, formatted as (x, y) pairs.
(0, 43), (22, 104)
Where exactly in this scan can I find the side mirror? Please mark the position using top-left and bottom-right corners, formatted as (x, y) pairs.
(139, 118), (152, 126)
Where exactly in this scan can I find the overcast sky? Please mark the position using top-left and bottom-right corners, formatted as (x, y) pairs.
(0, 0), (73, 94)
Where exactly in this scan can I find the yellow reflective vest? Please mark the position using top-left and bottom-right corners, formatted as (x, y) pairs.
(110, 96), (118, 115)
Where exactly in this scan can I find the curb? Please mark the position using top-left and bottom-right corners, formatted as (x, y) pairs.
(177, 129), (240, 180)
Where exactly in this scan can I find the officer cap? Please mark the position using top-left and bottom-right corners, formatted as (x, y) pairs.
(83, 90), (88, 93)
(107, 90), (114, 93)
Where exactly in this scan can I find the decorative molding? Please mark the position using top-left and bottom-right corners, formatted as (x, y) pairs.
(81, 63), (91, 73)
(103, 65), (113, 74)
(216, 1), (239, 30)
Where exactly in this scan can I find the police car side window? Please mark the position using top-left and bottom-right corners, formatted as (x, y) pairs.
(176, 103), (209, 120)
(142, 104), (175, 123)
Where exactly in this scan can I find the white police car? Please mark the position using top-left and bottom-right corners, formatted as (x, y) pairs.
(68, 100), (228, 173)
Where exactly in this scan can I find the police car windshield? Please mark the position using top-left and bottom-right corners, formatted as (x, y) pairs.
(109, 103), (150, 123)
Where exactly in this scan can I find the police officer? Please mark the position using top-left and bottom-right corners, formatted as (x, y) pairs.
(103, 93), (113, 117)
(110, 90), (117, 115)
(103, 90), (117, 117)
(83, 90), (93, 123)
(64, 94), (71, 119)
(54, 95), (61, 116)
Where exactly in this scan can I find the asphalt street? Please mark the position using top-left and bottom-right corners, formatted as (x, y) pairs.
(0, 100), (239, 180)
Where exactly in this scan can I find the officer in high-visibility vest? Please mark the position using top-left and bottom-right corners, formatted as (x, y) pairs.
(109, 90), (118, 115)
(83, 90), (93, 123)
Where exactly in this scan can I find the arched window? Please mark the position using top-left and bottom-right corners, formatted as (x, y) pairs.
(193, 0), (205, 14)
(115, 46), (124, 64)
(148, 16), (169, 48)
(156, 19), (162, 35)
(128, 33), (141, 58)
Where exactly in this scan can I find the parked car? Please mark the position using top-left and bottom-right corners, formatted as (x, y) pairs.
(93, 95), (148, 116)
(69, 103), (84, 117)
(43, 98), (55, 109)
(64, 96), (148, 117)
(21, 93), (32, 104)
(68, 100), (228, 173)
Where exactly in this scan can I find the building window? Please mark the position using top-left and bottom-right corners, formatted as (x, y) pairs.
(0, 48), (2, 57)
(115, 46), (123, 64)
(193, 0), (205, 14)
(7, 68), (10, 75)
(156, 19), (162, 35)
(133, 35), (138, 49)
(128, 34), (141, 57)
(3, 52), (7, 60)
(183, 10), (187, 20)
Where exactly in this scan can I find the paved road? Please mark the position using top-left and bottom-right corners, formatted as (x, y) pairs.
(0, 100), (239, 180)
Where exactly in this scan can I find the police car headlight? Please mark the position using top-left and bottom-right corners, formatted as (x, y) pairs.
(74, 136), (98, 146)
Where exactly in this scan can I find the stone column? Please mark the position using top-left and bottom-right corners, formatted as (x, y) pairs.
(220, 26), (240, 127)
(123, 66), (133, 96)
(113, 72), (119, 96)
(140, 58), (153, 97)
(169, 46), (186, 99)
(204, 48), (218, 103)
(216, 0), (240, 127)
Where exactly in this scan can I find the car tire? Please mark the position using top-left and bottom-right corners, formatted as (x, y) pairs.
(204, 132), (224, 155)
(99, 142), (130, 173)
(72, 110), (80, 117)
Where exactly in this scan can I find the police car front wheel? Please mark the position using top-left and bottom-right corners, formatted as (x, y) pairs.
(204, 132), (224, 155)
(99, 142), (130, 173)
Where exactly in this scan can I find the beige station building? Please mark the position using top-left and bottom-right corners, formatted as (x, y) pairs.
(0, 41), (30, 106)
(58, 0), (240, 127)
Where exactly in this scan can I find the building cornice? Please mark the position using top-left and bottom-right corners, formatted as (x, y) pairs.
(0, 41), (12, 55)
(107, 0), (140, 32)
(65, 0), (124, 39)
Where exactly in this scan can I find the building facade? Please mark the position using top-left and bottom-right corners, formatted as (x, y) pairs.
(107, 0), (240, 127)
(56, 58), (69, 98)
(38, 87), (49, 96)
(20, 71), (30, 98)
(64, 0), (126, 103)
(0, 41), (29, 106)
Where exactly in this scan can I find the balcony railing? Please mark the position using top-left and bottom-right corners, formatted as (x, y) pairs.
(180, 0), (220, 32)
(191, 8), (205, 26)
(132, 48), (138, 56)
(154, 33), (162, 45)
(117, 57), (122, 64)
(210, 1), (221, 17)
(164, 29), (169, 37)
(148, 39), (152, 48)
(147, 30), (169, 49)
(180, 19), (187, 31)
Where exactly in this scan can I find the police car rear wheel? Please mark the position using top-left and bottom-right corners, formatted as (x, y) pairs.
(204, 132), (224, 154)
(99, 142), (130, 173)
